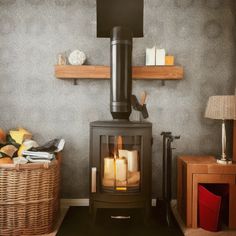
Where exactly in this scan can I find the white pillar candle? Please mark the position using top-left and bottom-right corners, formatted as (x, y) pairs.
(127, 150), (138, 172)
(115, 158), (127, 182)
(104, 157), (115, 179)
(119, 149), (139, 172)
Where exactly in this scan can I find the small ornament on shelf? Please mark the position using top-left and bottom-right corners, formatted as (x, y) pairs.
(156, 48), (166, 65)
(145, 46), (156, 65)
(68, 49), (86, 65)
(57, 52), (67, 65)
(165, 55), (174, 65)
(145, 46), (175, 66)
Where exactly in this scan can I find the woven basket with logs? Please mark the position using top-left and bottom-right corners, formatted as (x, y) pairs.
(0, 153), (61, 236)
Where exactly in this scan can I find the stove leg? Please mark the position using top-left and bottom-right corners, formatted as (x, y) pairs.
(166, 202), (173, 227)
(92, 207), (97, 225)
(89, 202), (97, 226)
(162, 198), (175, 227)
(89, 203), (92, 215)
(144, 202), (151, 225)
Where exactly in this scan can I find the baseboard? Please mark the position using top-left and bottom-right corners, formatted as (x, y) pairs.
(60, 199), (89, 209)
(60, 198), (157, 209)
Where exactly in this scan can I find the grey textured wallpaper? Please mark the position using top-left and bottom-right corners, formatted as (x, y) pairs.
(0, 0), (235, 198)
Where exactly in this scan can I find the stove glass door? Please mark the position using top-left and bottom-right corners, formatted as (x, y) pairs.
(100, 135), (141, 193)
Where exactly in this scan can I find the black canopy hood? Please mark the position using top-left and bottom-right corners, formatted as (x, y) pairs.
(97, 0), (144, 38)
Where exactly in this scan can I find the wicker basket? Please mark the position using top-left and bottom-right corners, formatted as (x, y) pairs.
(0, 153), (61, 236)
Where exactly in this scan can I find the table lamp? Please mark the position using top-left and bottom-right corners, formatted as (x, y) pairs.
(205, 95), (236, 164)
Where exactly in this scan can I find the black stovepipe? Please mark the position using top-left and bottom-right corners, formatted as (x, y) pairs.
(110, 26), (132, 120)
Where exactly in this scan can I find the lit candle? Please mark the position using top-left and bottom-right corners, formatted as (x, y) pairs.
(115, 157), (127, 182)
(104, 157), (115, 179)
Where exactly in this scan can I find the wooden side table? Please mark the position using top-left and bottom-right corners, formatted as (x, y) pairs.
(177, 155), (236, 229)
(233, 121), (236, 162)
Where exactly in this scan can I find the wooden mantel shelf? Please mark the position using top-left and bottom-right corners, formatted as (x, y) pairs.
(54, 65), (183, 80)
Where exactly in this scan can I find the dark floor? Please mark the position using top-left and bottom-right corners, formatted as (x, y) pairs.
(57, 206), (184, 236)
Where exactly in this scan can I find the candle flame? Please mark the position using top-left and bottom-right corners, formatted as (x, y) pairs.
(117, 136), (123, 151)
(113, 135), (123, 159)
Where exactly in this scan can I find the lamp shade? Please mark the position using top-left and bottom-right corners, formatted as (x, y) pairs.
(205, 95), (236, 120)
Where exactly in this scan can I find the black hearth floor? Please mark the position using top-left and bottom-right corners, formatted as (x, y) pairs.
(56, 206), (183, 236)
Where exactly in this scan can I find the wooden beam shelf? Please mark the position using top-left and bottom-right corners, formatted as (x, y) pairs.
(55, 65), (184, 80)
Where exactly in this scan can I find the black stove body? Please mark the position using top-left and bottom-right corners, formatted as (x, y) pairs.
(89, 121), (152, 222)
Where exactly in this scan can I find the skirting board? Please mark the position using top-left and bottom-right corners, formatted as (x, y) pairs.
(60, 198), (157, 209)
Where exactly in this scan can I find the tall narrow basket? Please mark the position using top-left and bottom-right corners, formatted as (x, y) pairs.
(0, 153), (61, 235)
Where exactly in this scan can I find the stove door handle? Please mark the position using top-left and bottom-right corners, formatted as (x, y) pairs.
(91, 167), (97, 193)
(111, 216), (131, 219)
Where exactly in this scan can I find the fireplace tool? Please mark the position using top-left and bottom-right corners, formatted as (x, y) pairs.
(131, 94), (149, 119)
(160, 132), (180, 226)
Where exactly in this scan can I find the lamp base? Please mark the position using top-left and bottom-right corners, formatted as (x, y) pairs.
(216, 159), (232, 165)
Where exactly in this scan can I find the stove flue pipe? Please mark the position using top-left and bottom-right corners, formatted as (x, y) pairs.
(110, 26), (132, 120)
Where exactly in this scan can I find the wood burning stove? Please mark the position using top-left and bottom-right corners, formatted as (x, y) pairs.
(89, 121), (152, 222)
(89, 0), (151, 222)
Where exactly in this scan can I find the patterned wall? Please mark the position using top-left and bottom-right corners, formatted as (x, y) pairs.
(0, 0), (235, 198)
